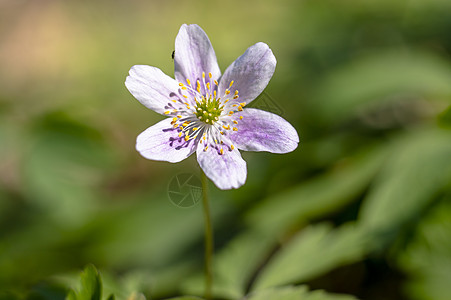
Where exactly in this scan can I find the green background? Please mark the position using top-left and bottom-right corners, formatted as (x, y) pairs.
(1, 0), (451, 299)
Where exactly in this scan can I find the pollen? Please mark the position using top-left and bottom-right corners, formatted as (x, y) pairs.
(220, 148), (224, 155)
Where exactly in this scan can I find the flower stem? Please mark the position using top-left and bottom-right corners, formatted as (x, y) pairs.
(200, 170), (213, 300)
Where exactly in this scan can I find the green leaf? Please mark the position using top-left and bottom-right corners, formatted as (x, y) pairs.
(79, 264), (102, 300)
(23, 111), (117, 227)
(398, 198), (451, 300)
(246, 146), (386, 235)
(66, 290), (78, 300)
(359, 127), (451, 243)
(163, 297), (204, 300)
(313, 50), (451, 123)
(181, 231), (275, 299)
(246, 285), (357, 300)
(251, 223), (368, 291)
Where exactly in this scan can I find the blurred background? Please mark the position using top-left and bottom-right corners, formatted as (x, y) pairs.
(1, 0), (451, 299)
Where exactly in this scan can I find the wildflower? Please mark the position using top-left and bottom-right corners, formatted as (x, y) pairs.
(125, 24), (299, 189)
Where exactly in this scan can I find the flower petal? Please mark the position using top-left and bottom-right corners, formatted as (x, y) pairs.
(219, 42), (276, 105)
(125, 65), (180, 115)
(136, 118), (197, 163)
(196, 141), (247, 190)
(174, 24), (221, 88)
(229, 108), (299, 153)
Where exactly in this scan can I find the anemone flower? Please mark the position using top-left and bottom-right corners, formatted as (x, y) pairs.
(126, 24), (299, 190)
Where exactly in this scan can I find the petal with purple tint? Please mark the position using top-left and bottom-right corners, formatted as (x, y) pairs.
(219, 42), (276, 105)
(125, 65), (182, 115)
(136, 118), (197, 163)
(229, 108), (299, 153)
(174, 24), (221, 90)
(196, 141), (247, 190)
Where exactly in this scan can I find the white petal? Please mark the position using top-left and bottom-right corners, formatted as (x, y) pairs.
(174, 24), (221, 89)
(229, 108), (299, 153)
(219, 42), (276, 105)
(136, 118), (197, 163)
(125, 65), (180, 115)
(196, 141), (247, 190)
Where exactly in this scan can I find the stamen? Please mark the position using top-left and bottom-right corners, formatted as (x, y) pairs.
(229, 80), (234, 88)
(208, 72), (212, 79)
(164, 111), (170, 115)
(220, 148), (224, 155)
(239, 116), (243, 120)
(231, 144), (235, 150)
(186, 78), (191, 85)
(232, 127), (238, 131)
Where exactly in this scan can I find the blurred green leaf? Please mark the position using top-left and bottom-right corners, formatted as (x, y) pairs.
(181, 231), (275, 299)
(251, 223), (368, 291)
(66, 290), (77, 300)
(438, 105), (451, 128)
(246, 146), (386, 235)
(79, 265), (102, 300)
(245, 285), (357, 300)
(163, 297), (203, 300)
(23, 111), (117, 226)
(359, 127), (451, 243)
(398, 198), (451, 300)
(313, 50), (451, 123)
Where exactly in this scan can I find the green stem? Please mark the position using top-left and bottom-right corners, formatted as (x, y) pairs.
(200, 170), (213, 300)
